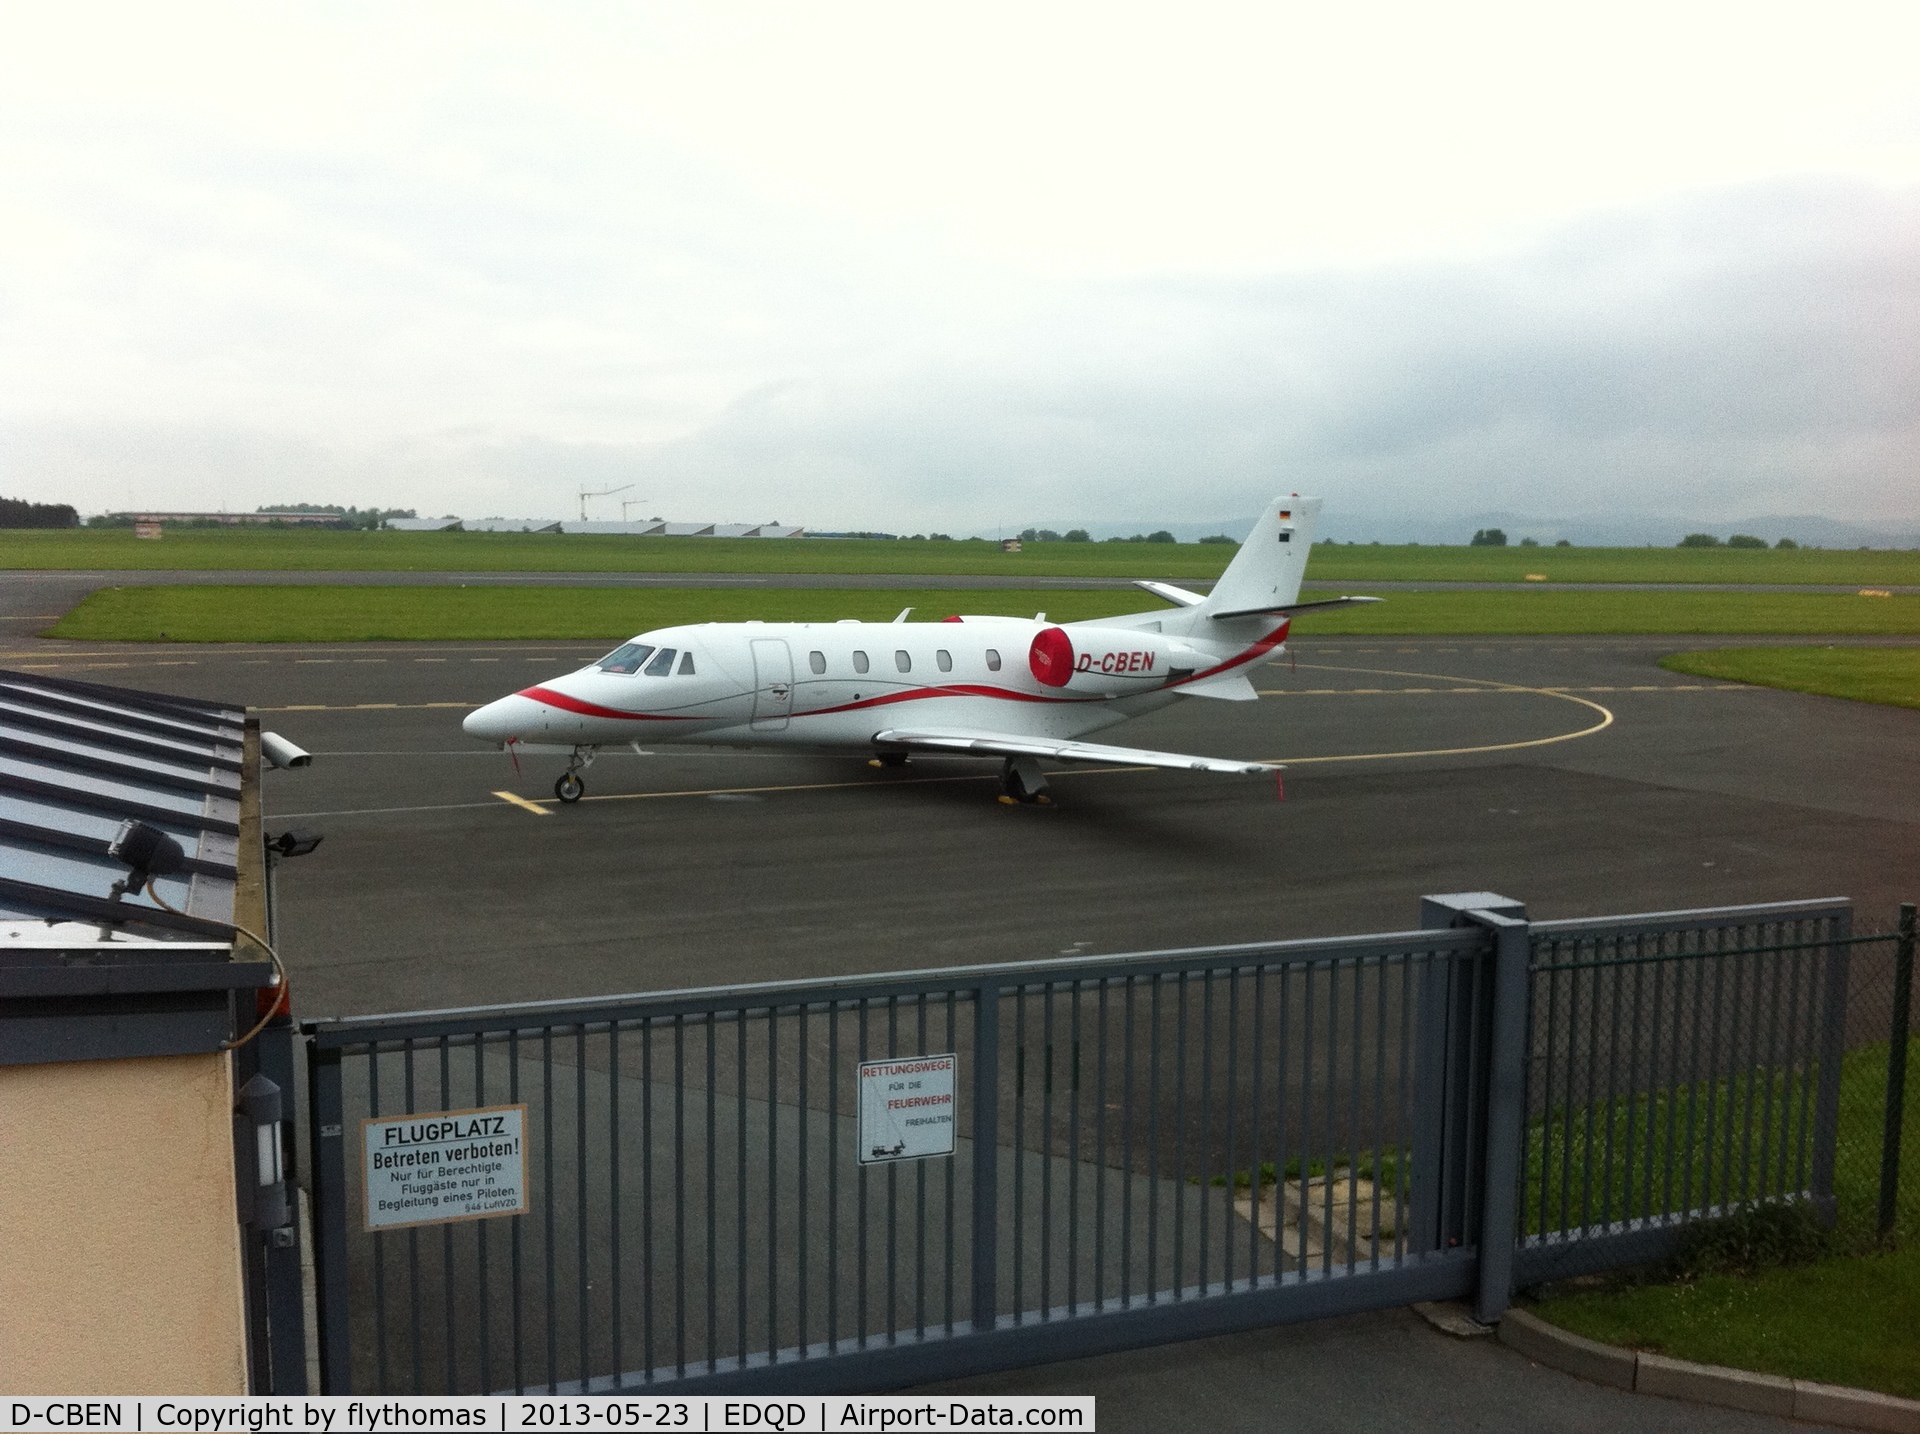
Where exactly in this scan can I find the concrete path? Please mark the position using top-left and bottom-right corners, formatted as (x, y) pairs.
(920, 1305), (1846, 1433)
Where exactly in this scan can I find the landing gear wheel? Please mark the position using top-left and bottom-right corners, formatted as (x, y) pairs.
(999, 757), (1052, 806)
(869, 751), (912, 770)
(555, 772), (585, 803)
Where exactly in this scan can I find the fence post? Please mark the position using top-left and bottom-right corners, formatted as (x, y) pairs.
(1470, 911), (1532, 1325)
(970, 984), (1000, 1333)
(1810, 908), (1852, 1227)
(1880, 903), (1915, 1241)
(307, 1037), (352, 1391)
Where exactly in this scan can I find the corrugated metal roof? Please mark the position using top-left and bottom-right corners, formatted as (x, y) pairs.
(0, 667), (249, 941)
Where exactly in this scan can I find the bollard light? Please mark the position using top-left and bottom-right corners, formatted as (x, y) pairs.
(236, 1072), (291, 1236)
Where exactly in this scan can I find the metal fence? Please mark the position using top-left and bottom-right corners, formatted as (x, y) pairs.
(299, 894), (1913, 1396)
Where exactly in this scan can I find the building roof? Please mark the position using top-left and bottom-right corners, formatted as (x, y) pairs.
(0, 667), (254, 943)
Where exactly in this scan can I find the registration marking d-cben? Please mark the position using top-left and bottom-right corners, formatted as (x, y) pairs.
(858, 1054), (957, 1165)
(363, 1103), (530, 1231)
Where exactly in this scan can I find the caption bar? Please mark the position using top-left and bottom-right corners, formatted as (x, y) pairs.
(4, 1400), (1093, 1433)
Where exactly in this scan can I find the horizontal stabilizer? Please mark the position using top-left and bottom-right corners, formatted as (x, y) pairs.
(871, 726), (1277, 776)
(1132, 579), (1208, 608)
(1176, 671), (1258, 701)
(1210, 595), (1385, 621)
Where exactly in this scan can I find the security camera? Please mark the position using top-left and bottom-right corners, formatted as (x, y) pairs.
(261, 732), (312, 769)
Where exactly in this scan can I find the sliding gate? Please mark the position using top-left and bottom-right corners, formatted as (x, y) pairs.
(304, 897), (1851, 1393)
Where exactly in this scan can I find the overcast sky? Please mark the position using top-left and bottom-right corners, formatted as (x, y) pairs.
(2, 2), (1915, 533)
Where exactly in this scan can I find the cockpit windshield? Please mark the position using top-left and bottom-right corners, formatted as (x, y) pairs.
(643, 647), (678, 676)
(597, 643), (654, 674)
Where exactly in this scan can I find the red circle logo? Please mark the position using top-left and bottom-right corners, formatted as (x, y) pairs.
(1029, 626), (1073, 687)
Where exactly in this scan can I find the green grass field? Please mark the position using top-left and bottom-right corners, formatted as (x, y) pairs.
(1538, 1244), (1920, 1398)
(43, 585), (1920, 643)
(7, 526), (1920, 585)
(1533, 1035), (1918, 1396)
(45, 586), (1153, 642)
(1660, 646), (1920, 710)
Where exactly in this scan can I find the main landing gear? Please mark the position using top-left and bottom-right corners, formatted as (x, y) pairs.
(998, 756), (1053, 807)
(868, 751), (911, 770)
(554, 746), (597, 804)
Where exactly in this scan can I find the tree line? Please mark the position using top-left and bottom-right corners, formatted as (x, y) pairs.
(0, 497), (80, 528)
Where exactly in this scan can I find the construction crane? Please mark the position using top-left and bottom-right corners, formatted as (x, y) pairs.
(578, 484), (633, 522)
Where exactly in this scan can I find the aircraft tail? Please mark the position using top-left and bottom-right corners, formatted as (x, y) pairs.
(1194, 495), (1321, 620)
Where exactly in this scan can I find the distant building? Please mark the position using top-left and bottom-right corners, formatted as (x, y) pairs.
(113, 510), (344, 526)
(462, 518), (564, 534)
(384, 516), (804, 537)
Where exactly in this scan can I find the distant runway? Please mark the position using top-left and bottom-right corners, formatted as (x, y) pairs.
(7, 632), (1914, 1019)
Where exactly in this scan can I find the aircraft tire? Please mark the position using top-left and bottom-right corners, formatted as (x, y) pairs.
(555, 773), (585, 803)
(999, 759), (1046, 805)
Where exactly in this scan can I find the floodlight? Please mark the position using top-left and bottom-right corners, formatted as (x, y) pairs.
(267, 829), (323, 858)
(108, 819), (186, 886)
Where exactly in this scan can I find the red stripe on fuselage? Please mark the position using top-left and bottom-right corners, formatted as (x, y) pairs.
(517, 685), (697, 721)
(517, 626), (1286, 724)
(1165, 622), (1290, 687)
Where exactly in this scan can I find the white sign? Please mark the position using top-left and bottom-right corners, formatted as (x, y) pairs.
(363, 1103), (529, 1231)
(857, 1054), (957, 1164)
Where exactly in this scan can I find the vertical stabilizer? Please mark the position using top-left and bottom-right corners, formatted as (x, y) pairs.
(1197, 496), (1322, 618)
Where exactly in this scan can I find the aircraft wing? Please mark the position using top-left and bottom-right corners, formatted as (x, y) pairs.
(870, 727), (1278, 776)
(1209, 594), (1384, 621)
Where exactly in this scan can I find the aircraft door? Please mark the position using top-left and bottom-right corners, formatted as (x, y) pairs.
(750, 638), (794, 731)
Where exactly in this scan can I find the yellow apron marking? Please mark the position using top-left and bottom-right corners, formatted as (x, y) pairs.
(493, 790), (554, 816)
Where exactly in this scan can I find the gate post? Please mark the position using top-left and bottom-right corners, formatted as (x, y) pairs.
(970, 983), (1001, 1333)
(307, 1037), (352, 1391)
(1414, 894), (1526, 1257)
(1469, 911), (1532, 1325)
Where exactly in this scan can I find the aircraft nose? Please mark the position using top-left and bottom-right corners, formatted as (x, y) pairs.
(464, 695), (534, 743)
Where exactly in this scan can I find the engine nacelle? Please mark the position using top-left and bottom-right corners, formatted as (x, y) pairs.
(1028, 625), (1203, 695)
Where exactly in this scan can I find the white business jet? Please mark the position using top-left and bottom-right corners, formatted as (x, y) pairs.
(463, 495), (1379, 804)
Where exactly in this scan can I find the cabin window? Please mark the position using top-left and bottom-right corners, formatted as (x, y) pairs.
(895, 650), (912, 672)
(852, 650), (870, 674)
(677, 651), (696, 675)
(597, 643), (653, 674)
(985, 648), (1002, 672)
(644, 647), (678, 676)
(936, 649), (952, 672)
(808, 650), (826, 674)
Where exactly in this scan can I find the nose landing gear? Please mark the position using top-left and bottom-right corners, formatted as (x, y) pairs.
(554, 746), (597, 804)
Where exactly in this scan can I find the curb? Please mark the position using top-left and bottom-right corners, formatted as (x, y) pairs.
(1497, 1309), (1920, 1433)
